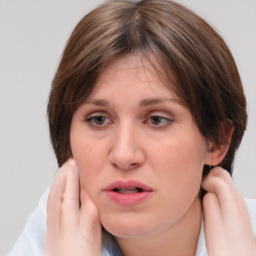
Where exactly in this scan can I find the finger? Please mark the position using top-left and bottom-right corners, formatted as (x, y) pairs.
(80, 188), (101, 245)
(202, 167), (244, 220)
(202, 167), (256, 253)
(61, 159), (80, 227)
(203, 193), (226, 256)
(46, 161), (71, 244)
(202, 167), (251, 225)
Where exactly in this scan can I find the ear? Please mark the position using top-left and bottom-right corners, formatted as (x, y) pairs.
(205, 124), (234, 166)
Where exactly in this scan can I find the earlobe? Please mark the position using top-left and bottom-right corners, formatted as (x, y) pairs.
(205, 125), (234, 166)
(205, 143), (229, 166)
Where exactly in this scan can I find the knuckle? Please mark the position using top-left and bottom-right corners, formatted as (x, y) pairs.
(60, 161), (72, 173)
(202, 192), (216, 208)
(210, 167), (231, 181)
(62, 194), (76, 204)
(204, 192), (215, 201)
(67, 158), (76, 167)
(61, 194), (77, 210)
(202, 167), (232, 192)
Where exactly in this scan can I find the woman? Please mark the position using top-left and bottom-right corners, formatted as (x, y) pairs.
(8, 0), (256, 255)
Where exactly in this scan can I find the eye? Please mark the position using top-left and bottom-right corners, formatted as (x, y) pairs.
(147, 115), (173, 127)
(85, 115), (112, 127)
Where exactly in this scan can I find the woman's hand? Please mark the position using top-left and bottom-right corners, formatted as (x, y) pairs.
(202, 167), (256, 256)
(44, 159), (102, 256)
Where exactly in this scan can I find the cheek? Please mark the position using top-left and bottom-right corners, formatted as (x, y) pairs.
(150, 141), (204, 226)
(70, 135), (104, 195)
(150, 136), (206, 174)
(150, 132), (207, 196)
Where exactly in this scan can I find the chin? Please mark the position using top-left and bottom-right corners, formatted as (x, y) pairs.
(100, 212), (171, 239)
(104, 224), (154, 239)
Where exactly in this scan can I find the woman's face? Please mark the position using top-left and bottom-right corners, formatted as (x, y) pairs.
(70, 54), (209, 238)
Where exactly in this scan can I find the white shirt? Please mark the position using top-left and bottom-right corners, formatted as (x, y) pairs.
(8, 188), (256, 256)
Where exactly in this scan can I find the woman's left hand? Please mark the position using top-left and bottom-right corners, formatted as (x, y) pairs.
(202, 167), (256, 256)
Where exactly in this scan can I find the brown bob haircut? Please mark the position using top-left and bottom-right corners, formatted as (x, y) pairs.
(48, 0), (247, 176)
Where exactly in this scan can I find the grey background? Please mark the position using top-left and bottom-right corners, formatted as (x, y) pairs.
(0, 0), (255, 255)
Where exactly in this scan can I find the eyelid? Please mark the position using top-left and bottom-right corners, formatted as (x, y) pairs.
(84, 112), (113, 127)
(149, 116), (173, 123)
(83, 110), (174, 127)
(144, 111), (174, 128)
(146, 110), (174, 120)
(84, 110), (111, 119)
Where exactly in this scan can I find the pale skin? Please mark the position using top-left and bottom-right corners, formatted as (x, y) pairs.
(44, 55), (256, 256)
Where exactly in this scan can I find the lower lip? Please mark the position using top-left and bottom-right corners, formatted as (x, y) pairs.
(106, 191), (152, 206)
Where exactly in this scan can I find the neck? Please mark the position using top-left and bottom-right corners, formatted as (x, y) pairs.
(115, 197), (202, 256)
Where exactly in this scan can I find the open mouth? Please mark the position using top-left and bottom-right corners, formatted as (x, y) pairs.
(104, 180), (153, 205)
(105, 179), (153, 192)
(113, 187), (144, 194)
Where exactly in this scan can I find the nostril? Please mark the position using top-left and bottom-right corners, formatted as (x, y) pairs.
(111, 161), (141, 170)
(109, 135), (145, 170)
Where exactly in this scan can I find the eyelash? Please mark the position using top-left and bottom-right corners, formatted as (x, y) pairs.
(84, 114), (173, 128)
(85, 115), (173, 127)
(145, 116), (173, 127)
(85, 115), (112, 127)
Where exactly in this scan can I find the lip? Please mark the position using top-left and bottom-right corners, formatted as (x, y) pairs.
(104, 180), (153, 206)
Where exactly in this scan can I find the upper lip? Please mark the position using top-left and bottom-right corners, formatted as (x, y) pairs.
(104, 179), (153, 192)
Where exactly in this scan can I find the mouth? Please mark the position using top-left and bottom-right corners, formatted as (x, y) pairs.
(113, 187), (144, 194)
(105, 179), (153, 193)
(104, 180), (153, 206)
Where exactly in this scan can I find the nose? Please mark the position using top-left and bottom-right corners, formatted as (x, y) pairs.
(109, 123), (145, 170)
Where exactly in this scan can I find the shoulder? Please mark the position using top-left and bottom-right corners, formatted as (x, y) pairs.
(7, 187), (49, 256)
(8, 188), (122, 256)
(102, 229), (122, 256)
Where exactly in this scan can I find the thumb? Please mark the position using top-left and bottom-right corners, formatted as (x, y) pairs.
(80, 188), (102, 245)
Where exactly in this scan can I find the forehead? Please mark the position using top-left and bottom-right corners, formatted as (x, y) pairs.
(89, 54), (180, 101)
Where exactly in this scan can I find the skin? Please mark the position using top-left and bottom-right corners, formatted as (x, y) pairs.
(202, 168), (256, 256)
(44, 160), (101, 256)
(44, 55), (256, 256)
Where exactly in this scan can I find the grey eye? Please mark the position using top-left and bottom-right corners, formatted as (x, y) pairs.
(150, 116), (163, 125)
(93, 116), (106, 125)
(85, 115), (109, 126)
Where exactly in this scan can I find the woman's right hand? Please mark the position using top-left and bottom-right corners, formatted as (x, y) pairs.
(44, 159), (102, 256)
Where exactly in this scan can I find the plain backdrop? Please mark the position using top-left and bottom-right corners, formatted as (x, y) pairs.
(0, 0), (255, 255)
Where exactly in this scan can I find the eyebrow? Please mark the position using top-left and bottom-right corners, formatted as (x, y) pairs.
(84, 97), (179, 107)
(139, 98), (178, 107)
(84, 99), (110, 106)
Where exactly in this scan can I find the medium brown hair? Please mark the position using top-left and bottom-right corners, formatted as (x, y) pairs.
(48, 0), (247, 175)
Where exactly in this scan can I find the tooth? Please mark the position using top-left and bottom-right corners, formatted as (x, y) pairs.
(117, 188), (139, 194)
